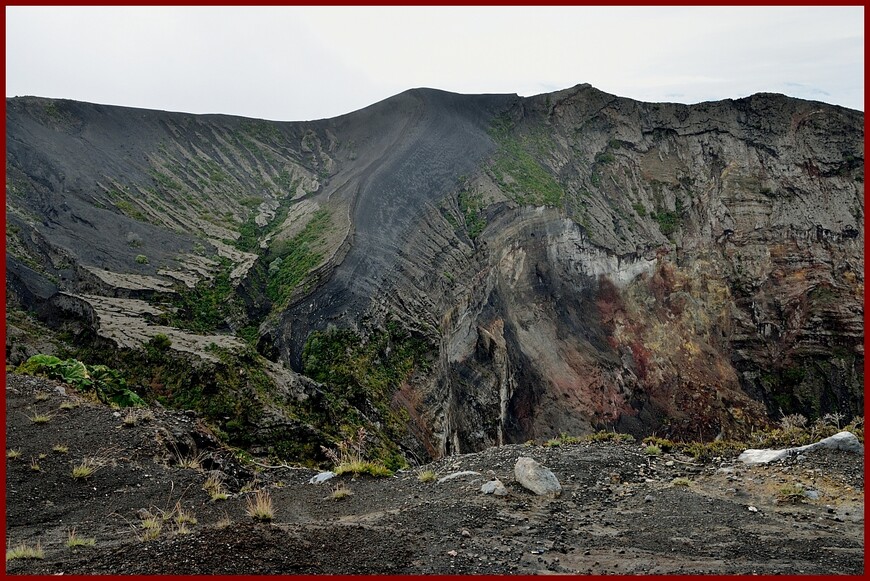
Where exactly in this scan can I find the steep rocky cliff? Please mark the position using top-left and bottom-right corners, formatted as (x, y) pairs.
(5, 85), (863, 464)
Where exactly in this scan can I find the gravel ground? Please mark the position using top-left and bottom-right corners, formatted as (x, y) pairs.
(4, 372), (864, 574)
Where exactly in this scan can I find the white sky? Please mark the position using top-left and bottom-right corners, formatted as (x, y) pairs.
(6, 6), (864, 121)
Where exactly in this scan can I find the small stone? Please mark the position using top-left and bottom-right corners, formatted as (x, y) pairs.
(461, 529), (471, 537)
(748, 506), (758, 513)
(481, 479), (508, 496)
(447, 550), (458, 557)
(308, 471), (336, 484)
(644, 494), (654, 503)
(665, 461), (674, 467)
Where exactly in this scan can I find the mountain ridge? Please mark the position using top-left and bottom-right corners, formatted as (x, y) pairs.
(5, 83), (864, 465)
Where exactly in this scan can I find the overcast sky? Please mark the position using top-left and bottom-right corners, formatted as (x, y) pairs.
(6, 6), (864, 121)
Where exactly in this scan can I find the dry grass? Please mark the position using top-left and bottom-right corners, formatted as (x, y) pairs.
(66, 528), (96, 548)
(175, 452), (206, 471)
(7, 449), (22, 460)
(671, 477), (692, 487)
(6, 541), (44, 561)
(215, 512), (232, 530)
(29, 458), (41, 472)
(330, 483), (353, 501)
(52, 444), (69, 454)
(122, 408), (155, 427)
(173, 503), (197, 526)
(203, 473), (229, 501)
(34, 392), (50, 401)
(27, 412), (53, 424)
(59, 401), (79, 411)
(322, 427), (393, 478)
(245, 489), (275, 522)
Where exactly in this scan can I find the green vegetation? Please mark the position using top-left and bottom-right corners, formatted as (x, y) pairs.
(777, 483), (806, 504)
(417, 469), (437, 483)
(266, 209), (331, 308)
(165, 267), (240, 333)
(320, 426), (394, 477)
(6, 542), (44, 561)
(134, 254), (149, 265)
(671, 477), (691, 487)
(303, 324), (431, 469)
(458, 188), (487, 239)
(651, 210), (680, 236)
(66, 528), (96, 548)
(632, 202), (648, 217)
(71, 458), (99, 479)
(488, 116), (565, 207)
(17, 355), (145, 407)
(644, 444), (662, 456)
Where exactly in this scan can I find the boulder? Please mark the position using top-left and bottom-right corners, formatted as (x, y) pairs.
(514, 457), (561, 498)
(738, 431), (863, 465)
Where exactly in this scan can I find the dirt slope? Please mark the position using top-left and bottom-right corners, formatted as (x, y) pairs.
(5, 373), (863, 575)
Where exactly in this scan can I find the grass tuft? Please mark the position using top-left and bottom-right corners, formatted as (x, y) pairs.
(53, 444), (69, 454)
(330, 483), (353, 501)
(245, 489), (275, 522)
(27, 412), (53, 424)
(644, 444), (663, 456)
(59, 401), (79, 410)
(203, 473), (229, 501)
(6, 541), (44, 561)
(71, 457), (100, 480)
(6, 449), (22, 460)
(34, 392), (50, 401)
(66, 528), (96, 548)
(671, 477), (691, 487)
(417, 470), (437, 483)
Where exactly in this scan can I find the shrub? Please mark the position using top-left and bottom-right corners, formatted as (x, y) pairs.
(135, 254), (149, 264)
(245, 489), (275, 522)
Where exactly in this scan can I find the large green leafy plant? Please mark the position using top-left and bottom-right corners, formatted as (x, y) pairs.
(17, 355), (145, 407)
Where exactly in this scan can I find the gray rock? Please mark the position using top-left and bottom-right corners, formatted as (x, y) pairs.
(738, 431), (863, 465)
(308, 471), (336, 484)
(803, 489), (821, 500)
(481, 479), (508, 496)
(437, 470), (482, 484)
(514, 457), (561, 498)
